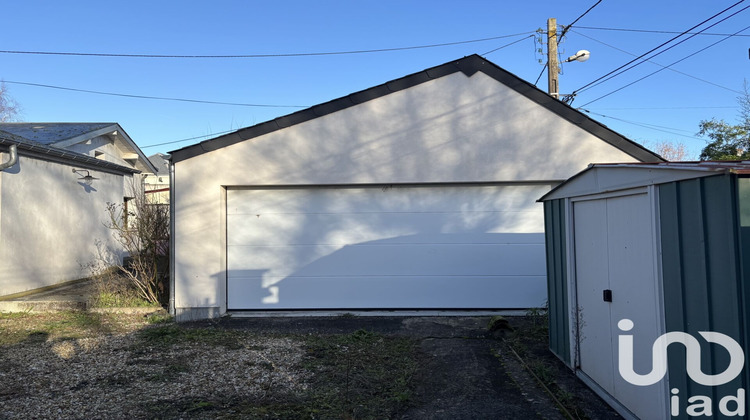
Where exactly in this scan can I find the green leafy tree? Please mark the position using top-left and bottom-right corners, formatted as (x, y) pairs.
(699, 84), (750, 161)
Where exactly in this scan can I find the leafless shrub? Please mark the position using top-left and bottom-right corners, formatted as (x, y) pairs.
(104, 183), (170, 306)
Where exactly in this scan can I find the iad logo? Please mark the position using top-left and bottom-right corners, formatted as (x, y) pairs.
(617, 319), (746, 417)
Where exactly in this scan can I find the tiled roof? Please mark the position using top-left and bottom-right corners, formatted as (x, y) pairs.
(0, 128), (138, 175)
(0, 123), (115, 145)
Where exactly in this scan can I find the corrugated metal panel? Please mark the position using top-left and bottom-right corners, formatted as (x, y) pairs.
(544, 199), (570, 365)
(659, 174), (747, 419)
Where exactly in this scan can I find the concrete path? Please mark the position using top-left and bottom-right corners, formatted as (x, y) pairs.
(0, 279), (95, 312)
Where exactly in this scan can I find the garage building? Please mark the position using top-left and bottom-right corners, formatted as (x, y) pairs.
(169, 55), (662, 321)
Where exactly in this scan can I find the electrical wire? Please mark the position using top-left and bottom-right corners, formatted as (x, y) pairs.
(570, 29), (744, 95)
(576, 3), (750, 97)
(574, 25), (750, 37)
(534, 64), (548, 86)
(581, 109), (709, 141)
(594, 106), (736, 110)
(141, 129), (238, 149)
(481, 34), (536, 56)
(570, 0), (747, 96)
(578, 22), (750, 107)
(2, 80), (309, 108)
(0, 32), (536, 59)
(559, 0), (603, 39)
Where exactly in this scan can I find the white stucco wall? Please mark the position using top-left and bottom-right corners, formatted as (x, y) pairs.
(0, 155), (128, 295)
(172, 71), (640, 319)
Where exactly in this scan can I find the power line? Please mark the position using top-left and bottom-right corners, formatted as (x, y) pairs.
(578, 22), (750, 107)
(141, 129), (238, 149)
(560, 0), (603, 39)
(581, 109), (708, 141)
(574, 25), (750, 37)
(593, 106), (736, 110)
(576, 4), (750, 97)
(3, 80), (309, 108)
(534, 64), (548, 86)
(481, 34), (535, 56)
(570, 29), (744, 95)
(570, 1), (747, 97)
(0, 32), (536, 59)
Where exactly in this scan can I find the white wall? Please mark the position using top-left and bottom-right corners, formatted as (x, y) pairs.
(173, 71), (639, 318)
(0, 155), (127, 295)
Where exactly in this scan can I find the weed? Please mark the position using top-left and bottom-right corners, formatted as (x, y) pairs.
(302, 330), (419, 418)
(529, 361), (555, 387)
(145, 312), (173, 324)
(186, 401), (215, 412)
(136, 325), (241, 349)
(487, 315), (513, 332)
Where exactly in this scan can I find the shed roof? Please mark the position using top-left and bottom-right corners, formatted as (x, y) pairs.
(170, 54), (664, 164)
(539, 161), (750, 201)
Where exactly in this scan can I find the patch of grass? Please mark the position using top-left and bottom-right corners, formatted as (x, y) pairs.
(301, 329), (420, 419)
(90, 291), (160, 309)
(145, 312), (173, 324)
(135, 325), (242, 349)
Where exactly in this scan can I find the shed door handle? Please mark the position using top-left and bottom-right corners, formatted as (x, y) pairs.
(603, 289), (613, 302)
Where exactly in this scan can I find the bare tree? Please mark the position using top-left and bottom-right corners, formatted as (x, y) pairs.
(0, 82), (20, 122)
(104, 183), (170, 305)
(652, 140), (690, 161)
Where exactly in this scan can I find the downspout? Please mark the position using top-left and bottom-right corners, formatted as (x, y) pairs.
(0, 144), (18, 171)
(169, 159), (176, 317)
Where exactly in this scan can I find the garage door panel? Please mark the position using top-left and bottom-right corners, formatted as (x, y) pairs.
(228, 186), (548, 215)
(227, 211), (543, 246)
(227, 275), (547, 309)
(226, 186), (548, 310)
(228, 241), (545, 278)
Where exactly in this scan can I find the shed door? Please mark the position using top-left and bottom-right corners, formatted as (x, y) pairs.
(226, 185), (548, 310)
(574, 192), (666, 419)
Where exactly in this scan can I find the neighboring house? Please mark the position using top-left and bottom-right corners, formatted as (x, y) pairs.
(145, 153), (170, 204)
(169, 54), (664, 321)
(0, 123), (157, 297)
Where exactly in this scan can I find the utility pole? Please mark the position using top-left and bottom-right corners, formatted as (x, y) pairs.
(547, 17), (559, 98)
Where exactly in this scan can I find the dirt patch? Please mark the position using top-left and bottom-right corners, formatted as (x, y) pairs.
(504, 316), (621, 419)
(0, 313), (619, 419)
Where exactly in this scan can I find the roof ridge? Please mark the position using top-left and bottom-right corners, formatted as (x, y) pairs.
(170, 55), (663, 164)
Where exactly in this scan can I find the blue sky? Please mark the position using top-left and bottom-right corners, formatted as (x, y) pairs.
(1, 1), (748, 158)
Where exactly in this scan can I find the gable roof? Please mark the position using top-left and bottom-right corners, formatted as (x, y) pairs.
(148, 153), (170, 175)
(0, 129), (139, 175)
(0, 122), (157, 174)
(170, 54), (664, 164)
(0, 123), (115, 145)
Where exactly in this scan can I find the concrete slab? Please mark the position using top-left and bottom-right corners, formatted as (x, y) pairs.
(0, 279), (96, 312)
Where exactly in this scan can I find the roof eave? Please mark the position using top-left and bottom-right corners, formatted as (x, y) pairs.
(0, 137), (139, 176)
(170, 54), (664, 165)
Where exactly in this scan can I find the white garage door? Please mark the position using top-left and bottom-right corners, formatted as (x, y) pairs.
(226, 185), (548, 310)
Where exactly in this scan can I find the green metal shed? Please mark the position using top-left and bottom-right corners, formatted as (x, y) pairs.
(539, 162), (750, 420)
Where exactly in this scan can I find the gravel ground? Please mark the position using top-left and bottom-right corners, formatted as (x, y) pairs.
(0, 329), (308, 419)
(0, 314), (619, 419)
